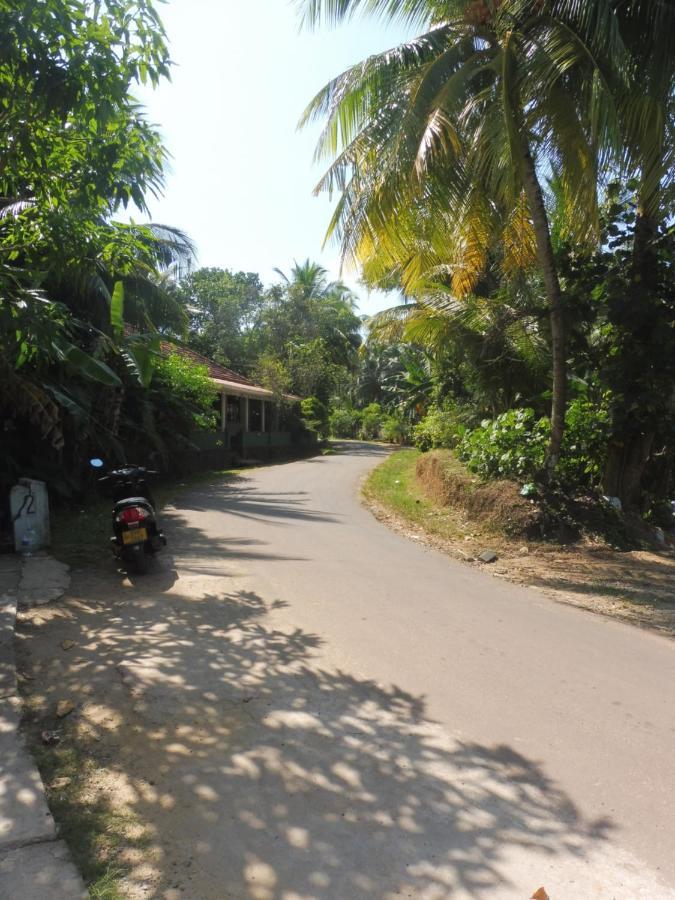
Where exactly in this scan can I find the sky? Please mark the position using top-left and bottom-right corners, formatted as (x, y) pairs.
(132, 0), (416, 316)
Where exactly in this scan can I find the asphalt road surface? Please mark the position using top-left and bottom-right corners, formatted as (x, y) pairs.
(48, 443), (675, 898)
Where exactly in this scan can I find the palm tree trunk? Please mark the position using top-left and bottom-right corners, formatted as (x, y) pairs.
(520, 146), (566, 481)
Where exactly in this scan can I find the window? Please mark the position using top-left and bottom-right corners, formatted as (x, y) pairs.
(249, 399), (262, 431)
(226, 395), (240, 424)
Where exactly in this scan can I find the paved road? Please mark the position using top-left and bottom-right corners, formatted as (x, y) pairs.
(36, 443), (675, 898)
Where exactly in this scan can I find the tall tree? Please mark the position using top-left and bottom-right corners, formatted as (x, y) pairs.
(261, 260), (362, 370)
(598, 1), (675, 507)
(180, 268), (266, 370)
(299, 0), (616, 478)
(0, 0), (191, 492)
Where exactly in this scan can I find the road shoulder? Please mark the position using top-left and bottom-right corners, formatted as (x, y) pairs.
(0, 555), (86, 899)
(362, 449), (675, 639)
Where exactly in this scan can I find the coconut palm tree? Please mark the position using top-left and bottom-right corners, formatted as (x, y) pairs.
(299, 0), (621, 477)
(265, 259), (362, 370)
(274, 259), (357, 307)
(368, 277), (550, 417)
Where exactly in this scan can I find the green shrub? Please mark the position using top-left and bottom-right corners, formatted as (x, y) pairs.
(301, 396), (329, 439)
(380, 413), (410, 444)
(328, 405), (362, 438)
(413, 405), (464, 452)
(458, 408), (550, 480)
(153, 353), (218, 432)
(359, 402), (383, 440)
(557, 396), (610, 488)
(458, 399), (611, 488)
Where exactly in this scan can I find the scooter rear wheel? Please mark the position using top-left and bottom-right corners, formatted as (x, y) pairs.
(127, 547), (149, 574)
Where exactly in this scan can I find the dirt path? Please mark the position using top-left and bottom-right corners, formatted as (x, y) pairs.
(16, 445), (675, 899)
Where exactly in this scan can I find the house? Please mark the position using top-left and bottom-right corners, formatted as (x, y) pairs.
(159, 342), (306, 459)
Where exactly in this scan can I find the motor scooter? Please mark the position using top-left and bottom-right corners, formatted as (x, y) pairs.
(90, 459), (166, 574)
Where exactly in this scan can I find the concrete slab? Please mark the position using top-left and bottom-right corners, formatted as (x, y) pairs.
(0, 840), (87, 899)
(18, 556), (70, 608)
(0, 699), (56, 850)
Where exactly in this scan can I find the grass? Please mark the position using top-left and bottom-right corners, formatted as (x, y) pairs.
(88, 867), (128, 900)
(362, 449), (465, 542)
(27, 732), (151, 898)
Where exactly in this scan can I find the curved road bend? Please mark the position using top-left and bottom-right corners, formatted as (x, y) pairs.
(66, 443), (675, 897)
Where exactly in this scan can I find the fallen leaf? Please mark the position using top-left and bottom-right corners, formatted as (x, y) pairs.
(531, 889), (550, 900)
(52, 776), (71, 790)
(61, 640), (75, 651)
(56, 699), (75, 718)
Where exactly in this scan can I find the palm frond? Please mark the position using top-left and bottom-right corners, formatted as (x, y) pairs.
(297, 0), (452, 30)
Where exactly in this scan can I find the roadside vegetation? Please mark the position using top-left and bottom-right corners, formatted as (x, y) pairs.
(303, 0), (674, 542)
(21, 730), (145, 900)
(362, 449), (460, 536)
(0, 3), (360, 516)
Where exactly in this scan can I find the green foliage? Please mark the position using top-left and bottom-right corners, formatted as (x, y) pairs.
(458, 400), (612, 489)
(359, 403), (383, 440)
(369, 289), (551, 422)
(459, 409), (551, 481)
(558, 397), (611, 489)
(255, 261), (362, 400)
(0, 1), (169, 272)
(328, 405), (362, 438)
(0, 0), (196, 495)
(301, 0), (675, 505)
(413, 405), (465, 452)
(252, 353), (292, 401)
(181, 261), (363, 406)
(181, 268), (265, 369)
(300, 396), (329, 439)
(380, 412), (410, 445)
(153, 354), (218, 432)
(287, 338), (342, 403)
(5, 0), (671, 515)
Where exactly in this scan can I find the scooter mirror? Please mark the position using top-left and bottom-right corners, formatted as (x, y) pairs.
(89, 458), (104, 468)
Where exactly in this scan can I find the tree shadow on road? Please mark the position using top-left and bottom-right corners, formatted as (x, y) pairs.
(16, 573), (616, 899)
(325, 440), (395, 458)
(163, 473), (341, 528)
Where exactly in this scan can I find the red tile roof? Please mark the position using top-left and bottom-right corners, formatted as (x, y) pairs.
(159, 341), (258, 388)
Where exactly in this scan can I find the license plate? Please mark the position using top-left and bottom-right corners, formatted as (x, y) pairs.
(122, 528), (147, 545)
